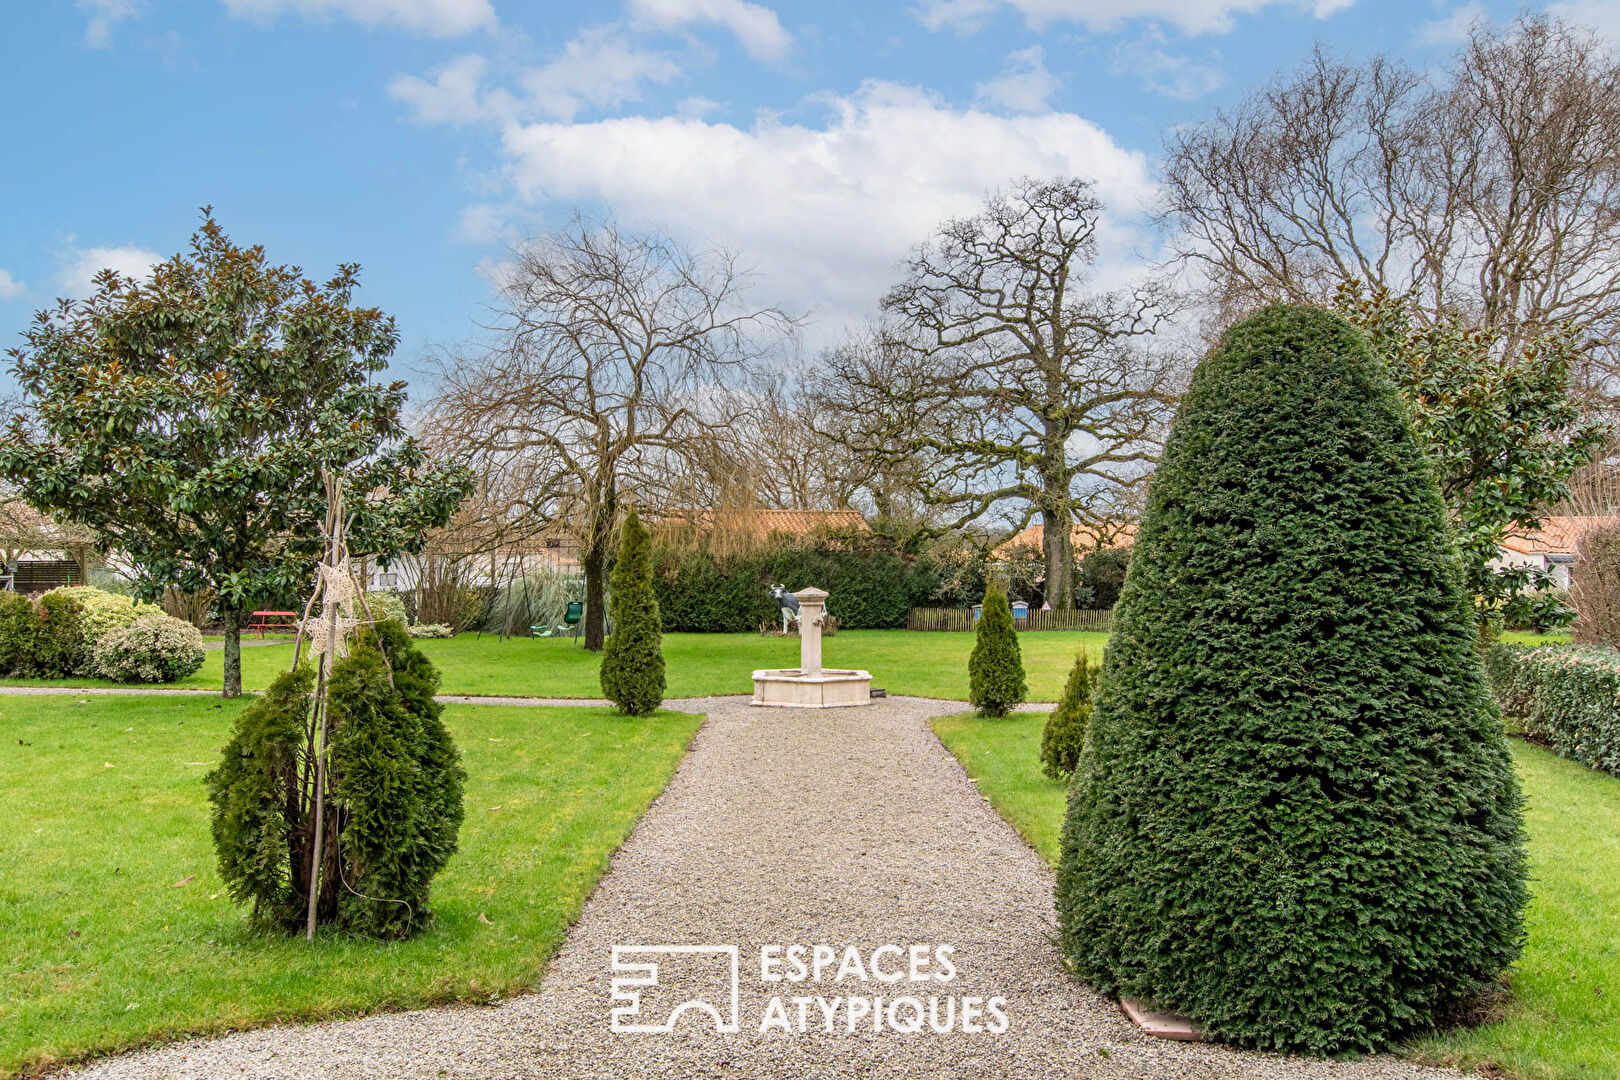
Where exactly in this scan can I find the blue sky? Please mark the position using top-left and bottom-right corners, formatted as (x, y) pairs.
(2, 0), (1611, 392)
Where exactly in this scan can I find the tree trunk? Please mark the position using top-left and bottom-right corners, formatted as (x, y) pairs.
(222, 605), (243, 698)
(1042, 507), (1075, 609)
(583, 544), (607, 651)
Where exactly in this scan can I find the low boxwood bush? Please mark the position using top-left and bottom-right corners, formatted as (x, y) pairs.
(1487, 642), (1620, 777)
(92, 615), (206, 683)
(407, 622), (453, 639)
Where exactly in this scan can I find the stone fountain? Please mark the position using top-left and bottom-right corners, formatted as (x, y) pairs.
(751, 587), (873, 708)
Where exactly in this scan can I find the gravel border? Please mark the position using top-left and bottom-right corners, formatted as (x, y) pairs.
(67, 695), (1466, 1080)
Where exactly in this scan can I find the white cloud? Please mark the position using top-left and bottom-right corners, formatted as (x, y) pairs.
(390, 30), (681, 126)
(1109, 30), (1223, 98)
(520, 28), (682, 121)
(915, 0), (1351, 37)
(493, 81), (1156, 339)
(1418, 2), (1486, 47)
(389, 54), (493, 124)
(628, 0), (792, 61)
(0, 270), (26, 302)
(1550, 0), (1620, 44)
(975, 46), (1061, 112)
(55, 245), (164, 297)
(78, 0), (144, 48)
(221, 0), (495, 36)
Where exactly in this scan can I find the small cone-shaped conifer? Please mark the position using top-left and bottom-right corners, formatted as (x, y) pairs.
(600, 510), (666, 716)
(969, 584), (1026, 716)
(1040, 651), (1095, 780)
(1055, 305), (1527, 1054)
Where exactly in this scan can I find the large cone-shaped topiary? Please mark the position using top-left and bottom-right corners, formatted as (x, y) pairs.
(600, 510), (666, 716)
(1055, 305), (1527, 1054)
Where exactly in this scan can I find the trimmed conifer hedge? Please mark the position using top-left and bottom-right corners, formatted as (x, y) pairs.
(1487, 642), (1620, 777)
(601, 510), (666, 716)
(1056, 305), (1527, 1054)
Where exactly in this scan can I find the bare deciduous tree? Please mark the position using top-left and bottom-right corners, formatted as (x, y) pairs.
(823, 177), (1179, 608)
(429, 216), (794, 649)
(1164, 15), (1620, 386)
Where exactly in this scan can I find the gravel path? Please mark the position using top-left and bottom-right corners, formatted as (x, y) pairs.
(70, 695), (1462, 1080)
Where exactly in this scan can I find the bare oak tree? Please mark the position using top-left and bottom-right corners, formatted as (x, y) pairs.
(429, 216), (793, 649)
(824, 178), (1178, 607)
(1163, 15), (1620, 382)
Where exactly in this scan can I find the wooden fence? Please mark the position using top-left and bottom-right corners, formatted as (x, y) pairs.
(907, 607), (1113, 633)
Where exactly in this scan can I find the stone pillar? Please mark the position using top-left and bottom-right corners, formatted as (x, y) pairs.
(795, 587), (827, 676)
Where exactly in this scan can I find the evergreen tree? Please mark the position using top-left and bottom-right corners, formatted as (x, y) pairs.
(969, 585), (1026, 716)
(1040, 651), (1095, 780)
(1055, 305), (1527, 1054)
(206, 623), (464, 938)
(600, 510), (666, 716)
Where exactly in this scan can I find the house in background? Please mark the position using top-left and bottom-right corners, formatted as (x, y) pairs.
(992, 521), (1138, 561)
(1492, 515), (1620, 589)
(0, 500), (100, 593)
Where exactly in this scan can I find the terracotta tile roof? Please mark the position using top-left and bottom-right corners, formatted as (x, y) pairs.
(1499, 515), (1620, 557)
(993, 521), (1137, 558)
(663, 508), (869, 540)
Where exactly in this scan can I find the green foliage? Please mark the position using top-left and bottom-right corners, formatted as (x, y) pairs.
(1077, 545), (1131, 609)
(0, 591), (37, 675)
(601, 511), (665, 716)
(1486, 643), (1620, 777)
(1057, 305), (1528, 1054)
(968, 585), (1026, 716)
(43, 586), (161, 652)
(207, 624), (464, 938)
(327, 622), (466, 937)
(1039, 651), (1095, 779)
(91, 615), (207, 683)
(207, 666), (315, 930)
(1335, 284), (1608, 625)
(363, 590), (407, 627)
(651, 536), (959, 632)
(33, 593), (88, 678)
(0, 213), (473, 694)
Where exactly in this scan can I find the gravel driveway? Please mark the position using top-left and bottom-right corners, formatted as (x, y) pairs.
(71, 695), (1463, 1080)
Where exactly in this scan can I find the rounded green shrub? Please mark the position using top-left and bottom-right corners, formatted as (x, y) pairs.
(969, 585), (1026, 716)
(1040, 651), (1095, 780)
(33, 592), (88, 677)
(0, 592), (38, 675)
(362, 589), (408, 627)
(1055, 305), (1527, 1054)
(92, 614), (206, 683)
(601, 511), (666, 716)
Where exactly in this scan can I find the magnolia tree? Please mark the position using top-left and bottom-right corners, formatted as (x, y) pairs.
(0, 214), (473, 695)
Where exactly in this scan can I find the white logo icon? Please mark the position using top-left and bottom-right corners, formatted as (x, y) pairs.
(610, 945), (741, 1034)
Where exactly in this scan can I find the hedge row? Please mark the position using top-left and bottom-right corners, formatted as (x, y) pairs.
(649, 540), (973, 632)
(1487, 643), (1620, 777)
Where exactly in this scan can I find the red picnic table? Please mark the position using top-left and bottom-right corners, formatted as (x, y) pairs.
(245, 610), (299, 638)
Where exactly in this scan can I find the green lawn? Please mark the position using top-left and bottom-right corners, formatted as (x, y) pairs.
(931, 713), (1620, 1079)
(2, 629), (1110, 702)
(0, 695), (702, 1077)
